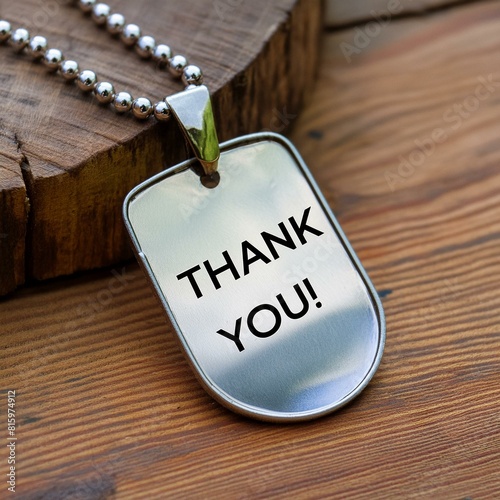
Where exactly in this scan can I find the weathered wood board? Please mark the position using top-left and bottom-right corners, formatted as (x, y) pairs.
(0, 0), (322, 295)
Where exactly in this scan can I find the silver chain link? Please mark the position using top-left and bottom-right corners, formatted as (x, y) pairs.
(0, 0), (205, 121)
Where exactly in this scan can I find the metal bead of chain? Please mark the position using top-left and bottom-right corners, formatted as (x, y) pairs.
(0, 2), (205, 121)
(121, 23), (141, 47)
(81, 2), (204, 88)
(0, 20), (12, 42)
(132, 97), (153, 120)
(107, 13), (125, 35)
(27, 35), (48, 59)
(9, 28), (30, 52)
(91, 3), (110, 25)
(77, 69), (97, 91)
(60, 60), (80, 80)
(78, 0), (96, 14)
(94, 81), (115, 104)
(44, 48), (64, 71)
(114, 91), (133, 113)
(136, 35), (156, 59)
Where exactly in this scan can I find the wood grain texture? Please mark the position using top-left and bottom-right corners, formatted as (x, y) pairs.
(1, 0), (500, 498)
(0, 0), (322, 295)
(326, 0), (470, 26)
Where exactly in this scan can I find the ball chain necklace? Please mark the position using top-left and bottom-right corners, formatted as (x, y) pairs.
(1, 1), (385, 422)
(1, 1), (203, 121)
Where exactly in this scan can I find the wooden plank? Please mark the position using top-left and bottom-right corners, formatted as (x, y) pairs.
(327, 0), (467, 26)
(0, 0), (322, 294)
(1, 0), (499, 497)
(0, 135), (27, 295)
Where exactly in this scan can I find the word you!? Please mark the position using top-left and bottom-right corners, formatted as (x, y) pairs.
(218, 278), (322, 352)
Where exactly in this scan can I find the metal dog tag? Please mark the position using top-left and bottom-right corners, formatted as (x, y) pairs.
(124, 133), (385, 421)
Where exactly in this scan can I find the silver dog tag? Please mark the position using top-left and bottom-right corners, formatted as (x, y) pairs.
(124, 133), (385, 421)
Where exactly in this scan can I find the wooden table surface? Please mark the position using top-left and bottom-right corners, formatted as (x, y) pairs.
(1, 1), (499, 498)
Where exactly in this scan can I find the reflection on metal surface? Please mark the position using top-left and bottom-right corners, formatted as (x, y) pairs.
(124, 133), (385, 421)
(166, 85), (220, 175)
